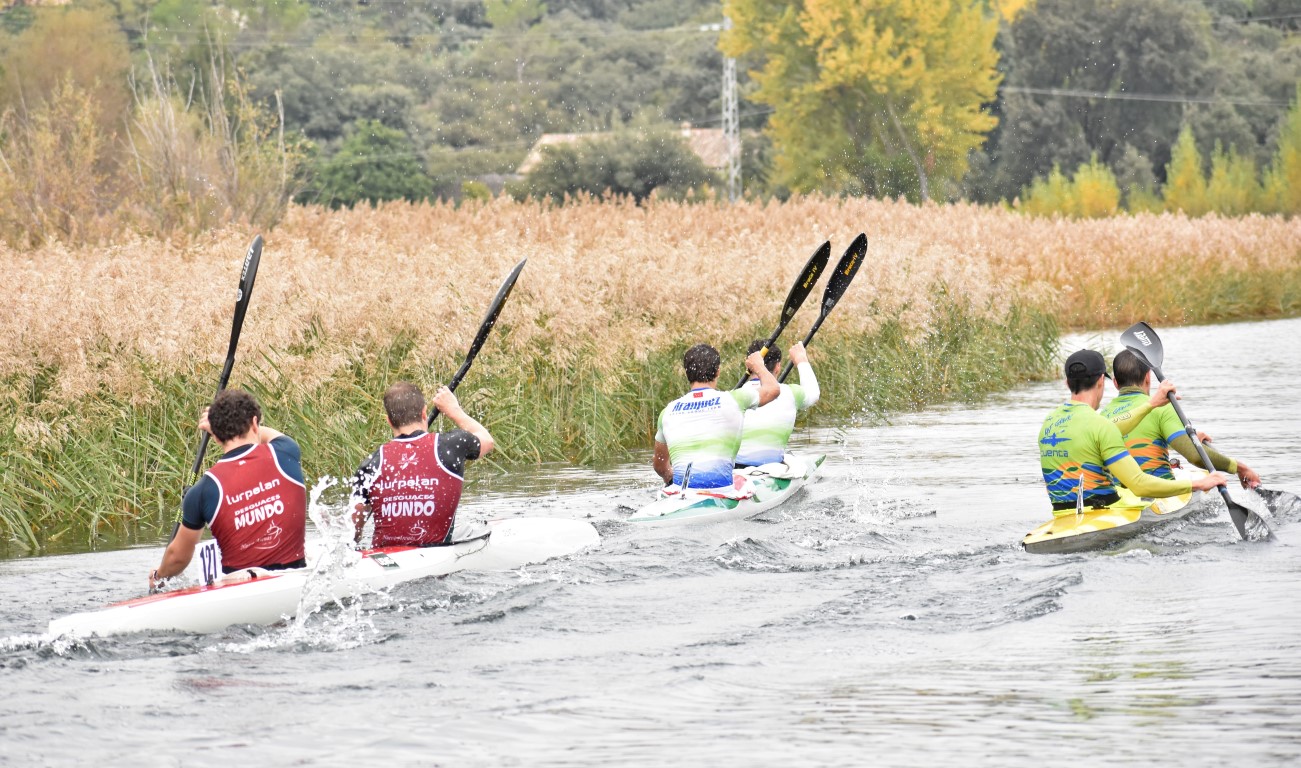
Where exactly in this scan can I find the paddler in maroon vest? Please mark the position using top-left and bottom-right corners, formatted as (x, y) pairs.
(150, 389), (307, 590)
(351, 382), (495, 548)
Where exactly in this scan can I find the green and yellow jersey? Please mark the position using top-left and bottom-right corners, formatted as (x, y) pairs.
(1038, 400), (1192, 514)
(1101, 386), (1238, 480)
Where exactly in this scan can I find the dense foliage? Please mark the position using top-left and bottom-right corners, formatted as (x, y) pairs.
(0, 0), (1299, 240)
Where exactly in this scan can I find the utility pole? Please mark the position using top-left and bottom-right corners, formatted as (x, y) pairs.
(722, 15), (741, 203)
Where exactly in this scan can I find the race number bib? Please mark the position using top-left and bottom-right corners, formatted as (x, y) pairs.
(197, 541), (222, 585)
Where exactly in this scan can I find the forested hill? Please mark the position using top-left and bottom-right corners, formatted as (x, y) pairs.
(0, 0), (1298, 220)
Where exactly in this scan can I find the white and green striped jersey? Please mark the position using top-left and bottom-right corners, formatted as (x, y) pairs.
(735, 362), (820, 467)
(654, 386), (761, 489)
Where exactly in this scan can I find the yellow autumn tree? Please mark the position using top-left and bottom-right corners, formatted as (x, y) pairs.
(1164, 126), (1208, 216)
(1072, 155), (1121, 218)
(722, 0), (1002, 201)
(1205, 142), (1260, 217)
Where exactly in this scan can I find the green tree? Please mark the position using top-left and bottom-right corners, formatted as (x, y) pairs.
(312, 120), (432, 208)
(988, 0), (1214, 201)
(722, 0), (1001, 201)
(511, 126), (716, 202)
(1164, 126), (1209, 216)
(485, 0), (547, 30)
(1263, 86), (1301, 215)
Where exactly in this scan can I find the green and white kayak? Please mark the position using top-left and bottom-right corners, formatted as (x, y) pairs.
(628, 453), (825, 526)
(1022, 468), (1205, 554)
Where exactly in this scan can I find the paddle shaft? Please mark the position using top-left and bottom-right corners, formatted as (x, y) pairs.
(777, 316), (825, 384)
(428, 258), (527, 426)
(173, 235), (263, 541)
(1149, 362), (1249, 538)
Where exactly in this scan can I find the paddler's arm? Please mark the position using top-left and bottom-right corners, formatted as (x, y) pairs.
(1109, 454), (1227, 497)
(432, 386), (494, 457)
(1168, 434), (1261, 488)
(746, 351), (779, 406)
(350, 451), (380, 544)
(787, 342), (819, 408)
(1107, 380), (1178, 435)
(1169, 433), (1236, 473)
(151, 526), (200, 590)
(652, 441), (673, 485)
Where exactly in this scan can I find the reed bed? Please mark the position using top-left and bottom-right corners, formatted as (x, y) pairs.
(3, 197), (1298, 552)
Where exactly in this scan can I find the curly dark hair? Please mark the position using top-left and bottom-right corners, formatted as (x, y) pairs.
(683, 343), (721, 384)
(383, 381), (425, 427)
(208, 389), (262, 442)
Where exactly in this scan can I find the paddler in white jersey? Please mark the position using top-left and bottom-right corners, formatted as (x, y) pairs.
(735, 340), (819, 468)
(653, 344), (779, 490)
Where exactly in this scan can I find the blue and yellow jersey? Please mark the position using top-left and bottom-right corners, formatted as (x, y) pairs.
(1099, 388), (1185, 480)
(1038, 401), (1132, 510)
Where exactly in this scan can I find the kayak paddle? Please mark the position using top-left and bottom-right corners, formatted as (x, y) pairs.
(777, 233), (867, 383)
(428, 258), (527, 426)
(171, 235), (263, 540)
(1119, 321), (1273, 541)
(733, 241), (830, 389)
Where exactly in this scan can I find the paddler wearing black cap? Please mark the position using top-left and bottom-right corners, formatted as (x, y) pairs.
(1037, 349), (1227, 515)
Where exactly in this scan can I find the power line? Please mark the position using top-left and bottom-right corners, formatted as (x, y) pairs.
(1002, 85), (1291, 107)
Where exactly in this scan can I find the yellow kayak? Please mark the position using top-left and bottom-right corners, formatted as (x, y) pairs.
(1022, 475), (1204, 555)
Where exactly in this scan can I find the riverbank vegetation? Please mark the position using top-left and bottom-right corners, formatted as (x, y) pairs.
(4, 198), (1301, 551)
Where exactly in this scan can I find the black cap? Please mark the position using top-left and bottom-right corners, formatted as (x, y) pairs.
(1064, 349), (1110, 380)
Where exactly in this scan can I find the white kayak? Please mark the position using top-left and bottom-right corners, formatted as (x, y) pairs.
(628, 453), (825, 526)
(48, 517), (600, 638)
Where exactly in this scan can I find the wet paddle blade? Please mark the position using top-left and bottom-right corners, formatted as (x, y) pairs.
(1119, 321), (1164, 369)
(735, 241), (830, 389)
(779, 235), (867, 383)
(820, 233), (867, 315)
(430, 258), (527, 426)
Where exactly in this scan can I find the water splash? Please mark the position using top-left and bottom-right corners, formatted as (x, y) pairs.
(213, 477), (380, 654)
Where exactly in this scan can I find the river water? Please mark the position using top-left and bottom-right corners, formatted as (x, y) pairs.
(2, 319), (1300, 766)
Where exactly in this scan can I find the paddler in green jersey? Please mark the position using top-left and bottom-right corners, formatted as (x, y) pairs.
(735, 340), (819, 468)
(1101, 349), (1262, 488)
(653, 343), (779, 489)
(1038, 349), (1227, 514)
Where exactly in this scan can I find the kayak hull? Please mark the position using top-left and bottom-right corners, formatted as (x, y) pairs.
(628, 453), (825, 526)
(1022, 474), (1203, 555)
(48, 517), (600, 638)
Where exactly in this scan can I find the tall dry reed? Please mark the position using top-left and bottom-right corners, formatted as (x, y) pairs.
(3, 197), (1298, 550)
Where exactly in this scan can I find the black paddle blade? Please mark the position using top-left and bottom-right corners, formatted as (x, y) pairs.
(1119, 321), (1163, 369)
(821, 233), (867, 314)
(776, 235), (868, 384)
(1217, 487), (1273, 541)
(455, 257), (527, 388)
(226, 235), (263, 362)
(735, 242), (830, 389)
(772, 240), (831, 344)
(430, 258), (527, 426)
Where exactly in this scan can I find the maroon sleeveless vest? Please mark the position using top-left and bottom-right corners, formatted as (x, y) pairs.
(369, 433), (465, 547)
(207, 442), (307, 570)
